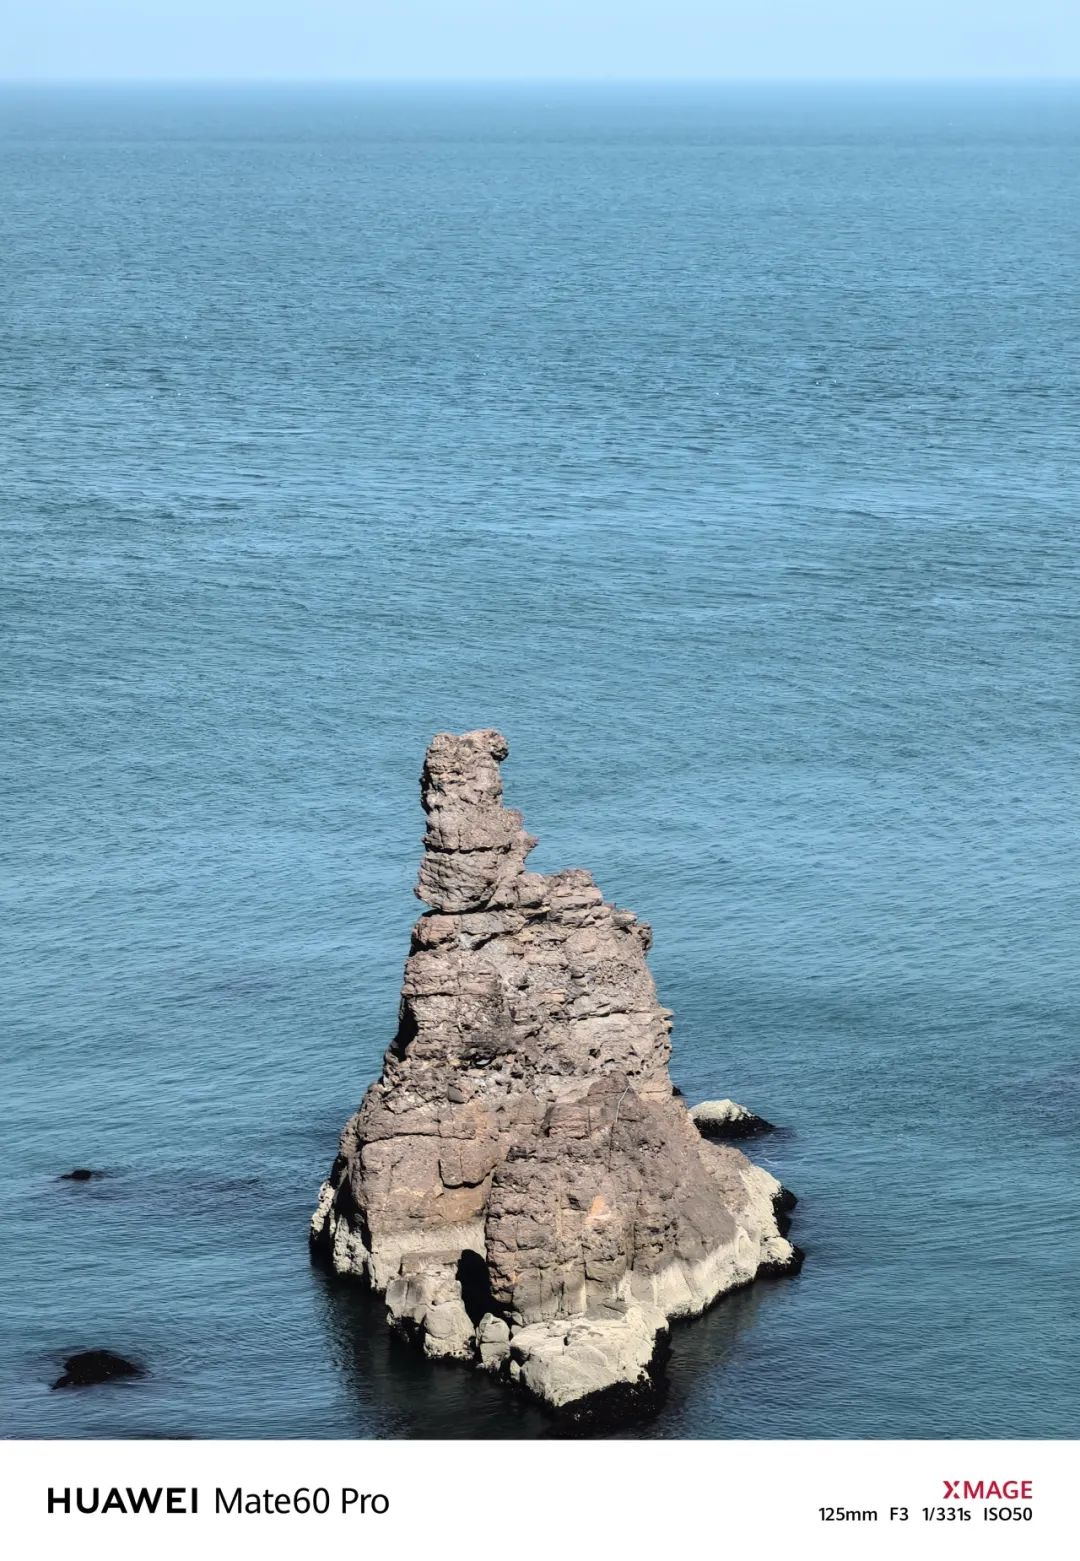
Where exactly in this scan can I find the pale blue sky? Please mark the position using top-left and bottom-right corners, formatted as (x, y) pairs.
(5, 1), (1077, 82)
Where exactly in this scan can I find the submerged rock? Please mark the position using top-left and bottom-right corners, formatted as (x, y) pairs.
(690, 1099), (776, 1140)
(313, 730), (799, 1420)
(52, 1350), (144, 1390)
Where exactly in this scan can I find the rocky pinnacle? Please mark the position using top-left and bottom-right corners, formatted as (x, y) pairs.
(312, 729), (799, 1419)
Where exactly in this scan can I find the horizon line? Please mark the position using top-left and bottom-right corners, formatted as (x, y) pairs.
(3, 74), (1080, 87)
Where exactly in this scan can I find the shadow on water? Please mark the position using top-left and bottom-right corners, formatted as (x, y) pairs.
(314, 1264), (771, 1441)
(611, 1283), (774, 1439)
(314, 1270), (552, 1439)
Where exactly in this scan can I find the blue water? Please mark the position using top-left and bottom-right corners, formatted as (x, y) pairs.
(2, 82), (1078, 1440)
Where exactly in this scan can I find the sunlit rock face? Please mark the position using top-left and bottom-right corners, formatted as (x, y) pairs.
(312, 729), (799, 1418)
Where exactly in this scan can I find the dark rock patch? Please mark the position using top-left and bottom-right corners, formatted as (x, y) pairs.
(773, 1185), (798, 1235)
(758, 1243), (806, 1279)
(51, 1350), (145, 1390)
(690, 1099), (776, 1140)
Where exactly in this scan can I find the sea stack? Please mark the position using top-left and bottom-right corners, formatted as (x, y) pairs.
(313, 729), (799, 1418)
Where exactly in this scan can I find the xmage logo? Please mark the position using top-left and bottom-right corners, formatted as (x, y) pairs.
(942, 1481), (1033, 1501)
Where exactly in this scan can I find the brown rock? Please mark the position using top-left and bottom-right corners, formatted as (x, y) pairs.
(312, 730), (799, 1417)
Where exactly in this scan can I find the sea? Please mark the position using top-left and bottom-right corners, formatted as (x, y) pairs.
(2, 82), (1077, 1439)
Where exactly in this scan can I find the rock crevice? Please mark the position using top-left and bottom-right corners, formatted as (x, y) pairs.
(313, 729), (799, 1417)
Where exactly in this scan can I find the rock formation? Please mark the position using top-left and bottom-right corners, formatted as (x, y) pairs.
(690, 1099), (775, 1140)
(312, 730), (800, 1419)
(52, 1350), (144, 1390)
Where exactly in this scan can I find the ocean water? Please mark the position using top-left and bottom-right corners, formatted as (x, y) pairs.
(2, 82), (1078, 1440)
